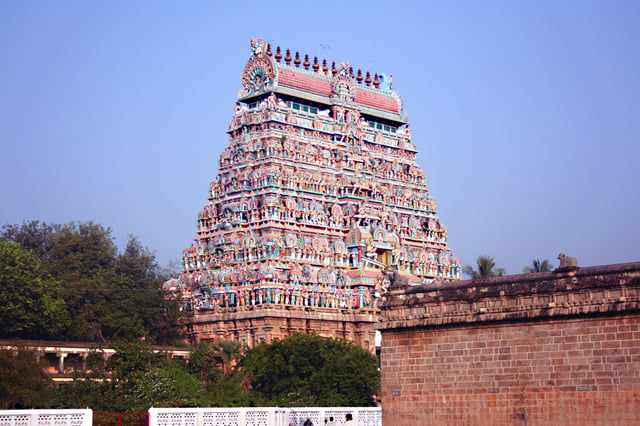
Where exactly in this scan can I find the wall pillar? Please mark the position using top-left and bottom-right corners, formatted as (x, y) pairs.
(56, 351), (67, 373)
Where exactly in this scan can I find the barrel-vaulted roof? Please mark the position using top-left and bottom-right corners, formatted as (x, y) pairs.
(238, 38), (408, 124)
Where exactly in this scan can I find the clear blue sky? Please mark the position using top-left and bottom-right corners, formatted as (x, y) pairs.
(2, 1), (639, 275)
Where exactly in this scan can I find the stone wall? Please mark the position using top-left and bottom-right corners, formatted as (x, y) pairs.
(187, 304), (378, 352)
(376, 262), (640, 424)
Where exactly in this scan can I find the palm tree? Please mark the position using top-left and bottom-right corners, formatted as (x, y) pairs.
(212, 339), (245, 375)
(463, 255), (506, 279)
(522, 259), (553, 274)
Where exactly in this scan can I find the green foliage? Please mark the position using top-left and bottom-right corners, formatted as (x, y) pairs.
(186, 342), (222, 389)
(212, 339), (246, 375)
(184, 339), (250, 406)
(1, 221), (184, 344)
(45, 221), (118, 277)
(0, 221), (60, 261)
(48, 347), (114, 410)
(107, 340), (167, 394)
(2, 334), (381, 410)
(54, 340), (194, 412)
(50, 374), (114, 410)
(131, 365), (207, 410)
(241, 333), (380, 407)
(207, 374), (258, 407)
(0, 347), (52, 409)
(313, 338), (381, 406)
(0, 242), (69, 339)
(523, 259), (553, 273)
(46, 222), (126, 342)
(463, 255), (506, 279)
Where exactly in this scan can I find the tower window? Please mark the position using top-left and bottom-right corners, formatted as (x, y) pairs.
(285, 101), (318, 115)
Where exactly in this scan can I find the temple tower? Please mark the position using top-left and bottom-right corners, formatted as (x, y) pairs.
(168, 39), (460, 350)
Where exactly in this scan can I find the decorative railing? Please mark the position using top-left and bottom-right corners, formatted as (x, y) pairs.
(0, 408), (381, 426)
(149, 407), (381, 426)
(0, 410), (92, 426)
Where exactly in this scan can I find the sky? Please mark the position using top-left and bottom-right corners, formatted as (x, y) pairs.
(1, 1), (639, 276)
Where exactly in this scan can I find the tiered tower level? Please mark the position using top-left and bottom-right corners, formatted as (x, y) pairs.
(169, 39), (460, 348)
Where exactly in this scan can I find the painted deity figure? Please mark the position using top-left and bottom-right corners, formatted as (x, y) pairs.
(267, 93), (277, 110)
(250, 38), (267, 55)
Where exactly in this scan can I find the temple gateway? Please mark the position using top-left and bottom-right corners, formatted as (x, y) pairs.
(167, 39), (460, 350)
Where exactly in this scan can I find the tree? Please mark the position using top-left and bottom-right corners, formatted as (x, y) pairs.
(186, 342), (222, 389)
(184, 341), (256, 407)
(1, 221), (184, 344)
(131, 365), (207, 410)
(0, 347), (52, 409)
(0, 221), (60, 261)
(104, 340), (210, 411)
(2, 221), (120, 341)
(52, 341), (205, 412)
(212, 339), (245, 376)
(114, 236), (185, 344)
(312, 337), (381, 406)
(46, 222), (119, 341)
(463, 255), (506, 279)
(207, 374), (256, 407)
(102, 340), (171, 411)
(241, 333), (380, 407)
(0, 242), (69, 339)
(49, 348), (114, 410)
(523, 259), (553, 273)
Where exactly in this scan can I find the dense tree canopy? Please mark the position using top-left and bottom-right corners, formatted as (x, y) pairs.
(0, 221), (183, 344)
(0, 347), (52, 409)
(0, 241), (68, 339)
(132, 365), (208, 410)
(241, 333), (380, 407)
(212, 339), (245, 376)
(0, 221), (60, 261)
(185, 341), (222, 391)
(2, 333), (379, 410)
(52, 340), (201, 412)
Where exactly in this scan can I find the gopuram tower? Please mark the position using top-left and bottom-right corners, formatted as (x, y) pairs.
(169, 39), (461, 351)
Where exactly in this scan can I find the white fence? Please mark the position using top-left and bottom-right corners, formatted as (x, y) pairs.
(0, 407), (380, 426)
(0, 410), (92, 426)
(149, 407), (381, 426)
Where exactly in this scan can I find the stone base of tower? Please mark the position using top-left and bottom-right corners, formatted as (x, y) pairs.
(185, 304), (379, 352)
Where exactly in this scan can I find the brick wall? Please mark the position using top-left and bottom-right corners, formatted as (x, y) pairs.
(377, 262), (640, 425)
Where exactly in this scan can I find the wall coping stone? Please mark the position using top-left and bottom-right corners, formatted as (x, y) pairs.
(376, 261), (640, 331)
